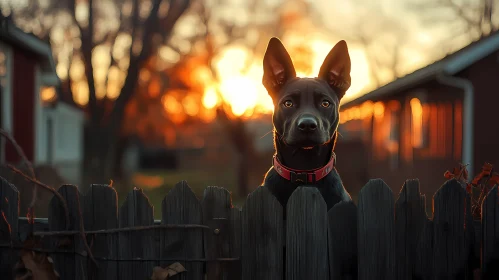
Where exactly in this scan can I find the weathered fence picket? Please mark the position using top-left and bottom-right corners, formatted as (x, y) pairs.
(229, 207), (242, 279)
(202, 186), (232, 280)
(432, 179), (472, 278)
(328, 200), (357, 279)
(241, 186), (283, 280)
(286, 187), (328, 280)
(161, 181), (204, 280)
(394, 179), (427, 280)
(481, 185), (499, 279)
(83, 184), (119, 280)
(118, 188), (155, 280)
(357, 179), (395, 280)
(1, 175), (499, 279)
(48, 184), (87, 280)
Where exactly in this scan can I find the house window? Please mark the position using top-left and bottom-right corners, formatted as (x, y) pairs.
(40, 86), (57, 106)
(387, 101), (400, 169)
(410, 98), (423, 148)
(371, 100), (401, 168)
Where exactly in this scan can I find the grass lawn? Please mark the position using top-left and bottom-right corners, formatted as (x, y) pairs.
(115, 167), (252, 219)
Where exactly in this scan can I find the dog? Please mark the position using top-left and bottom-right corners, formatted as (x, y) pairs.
(261, 37), (353, 211)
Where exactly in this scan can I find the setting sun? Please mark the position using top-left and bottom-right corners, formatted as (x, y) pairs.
(202, 37), (371, 118)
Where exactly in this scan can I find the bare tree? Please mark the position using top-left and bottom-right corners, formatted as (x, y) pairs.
(311, 7), (406, 89)
(409, 0), (499, 50)
(9, 0), (191, 187)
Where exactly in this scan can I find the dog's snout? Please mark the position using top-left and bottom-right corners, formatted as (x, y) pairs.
(297, 116), (318, 131)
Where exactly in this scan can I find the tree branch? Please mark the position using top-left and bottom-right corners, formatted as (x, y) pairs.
(109, 0), (191, 137)
(104, 3), (128, 99)
(75, 0), (100, 124)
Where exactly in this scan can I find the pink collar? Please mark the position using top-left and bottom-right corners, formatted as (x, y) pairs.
(272, 153), (336, 183)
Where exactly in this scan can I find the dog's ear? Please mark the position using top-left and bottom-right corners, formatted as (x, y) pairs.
(318, 40), (351, 100)
(262, 37), (296, 99)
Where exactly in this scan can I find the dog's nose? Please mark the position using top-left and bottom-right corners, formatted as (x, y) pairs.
(297, 116), (318, 131)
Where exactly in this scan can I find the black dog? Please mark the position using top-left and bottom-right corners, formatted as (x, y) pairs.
(261, 37), (353, 211)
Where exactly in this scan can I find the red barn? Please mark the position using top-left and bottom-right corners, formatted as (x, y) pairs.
(336, 31), (499, 197)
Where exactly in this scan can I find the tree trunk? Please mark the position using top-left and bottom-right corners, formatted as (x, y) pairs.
(81, 123), (117, 190)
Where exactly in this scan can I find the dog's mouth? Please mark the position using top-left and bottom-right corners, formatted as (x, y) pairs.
(301, 146), (314, 150)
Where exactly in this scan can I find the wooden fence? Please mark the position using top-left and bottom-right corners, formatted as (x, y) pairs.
(1, 175), (499, 279)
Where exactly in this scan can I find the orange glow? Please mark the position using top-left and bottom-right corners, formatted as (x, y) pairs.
(162, 95), (183, 115)
(430, 105), (438, 156)
(40, 86), (57, 103)
(339, 101), (377, 124)
(202, 85), (220, 109)
(360, 101), (374, 118)
(148, 77), (161, 98)
(132, 174), (165, 189)
(373, 102), (385, 119)
(182, 95), (199, 117)
(410, 98), (423, 148)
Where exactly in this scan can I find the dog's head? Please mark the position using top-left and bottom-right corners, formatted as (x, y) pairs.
(262, 37), (351, 149)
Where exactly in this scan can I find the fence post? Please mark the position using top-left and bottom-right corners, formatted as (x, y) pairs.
(202, 186), (241, 280)
(394, 179), (427, 280)
(119, 188), (155, 280)
(229, 207), (242, 279)
(0, 176), (19, 278)
(241, 186), (283, 280)
(286, 186), (328, 279)
(432, 179), (472, 278)
(83, 184), (119, 280)
(48, 184), (87, 280)
(161, 181), (203, 280)
(328, 200), (357, 279)
(358, 179), (396, 280)
(481, 185), (499, 279)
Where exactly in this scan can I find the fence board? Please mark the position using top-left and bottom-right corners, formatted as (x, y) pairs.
(395, 179), (427, 280)
(48, 184), (87, 280)
(415, 219), (434, 280)
(0, 176), (19, 279)
(328, 200), (357, 279)
(358, 179), (395, 280)
(432, 179), (472, 278)
(83, 184), (119, 280)
(119, 188), (156, 280)
(481, 185), (499, 279)
(202, 186), (232, 280)
(286, 186), (328, 279)
(229, 207), (242, 279)
(241, 186), (283, 280)
(161, 181), (203, 280)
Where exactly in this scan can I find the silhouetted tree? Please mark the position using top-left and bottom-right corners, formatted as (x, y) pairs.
(8, 0), (191, 187)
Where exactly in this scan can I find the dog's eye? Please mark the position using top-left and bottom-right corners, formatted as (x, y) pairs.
(321, 101), (331, 108)
(283, 100), (293, 108)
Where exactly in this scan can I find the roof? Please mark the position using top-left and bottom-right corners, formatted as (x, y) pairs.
(342, 30), (499, 108)
(0, 16), (59, 86)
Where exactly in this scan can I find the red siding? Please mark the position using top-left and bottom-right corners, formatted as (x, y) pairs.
(5, 48), (36, 163)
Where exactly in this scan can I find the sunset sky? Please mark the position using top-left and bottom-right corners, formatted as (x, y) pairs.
(5, 0), (493, 118)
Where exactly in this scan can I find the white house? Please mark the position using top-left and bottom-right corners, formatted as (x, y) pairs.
(0, 17), (85, 185)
